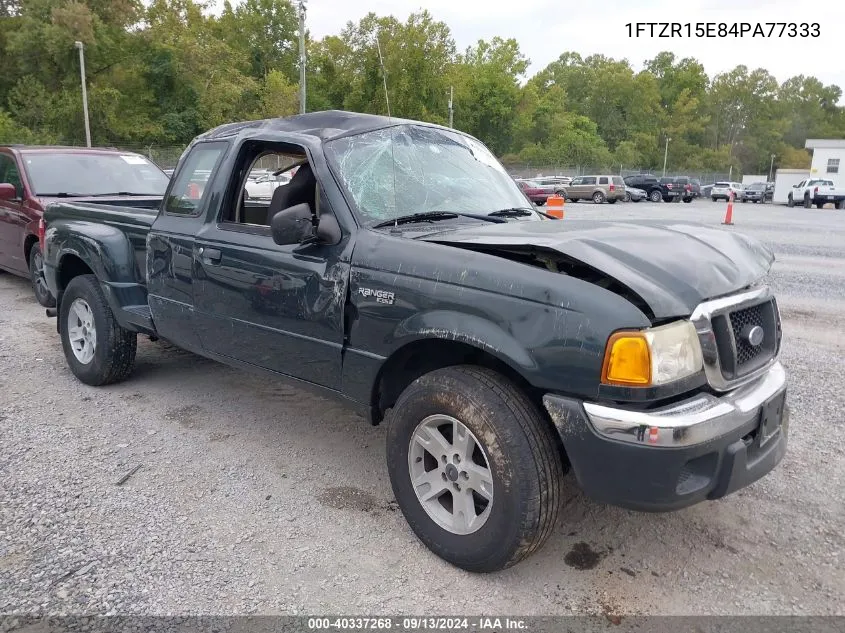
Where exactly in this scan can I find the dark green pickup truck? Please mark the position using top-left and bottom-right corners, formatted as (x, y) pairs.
(41, 111), (788, 572)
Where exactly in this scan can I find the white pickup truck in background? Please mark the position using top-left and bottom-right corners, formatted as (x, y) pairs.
(787, 178), (845, 209)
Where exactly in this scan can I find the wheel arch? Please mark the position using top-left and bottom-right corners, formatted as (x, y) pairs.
(371, 336), (543, 426)
(24, 233), (38, 264)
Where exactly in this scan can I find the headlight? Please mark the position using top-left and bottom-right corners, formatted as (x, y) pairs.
(601, 321), (703, 387)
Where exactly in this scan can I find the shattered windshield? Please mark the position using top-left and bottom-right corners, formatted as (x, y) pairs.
(324, 124), (538, 225)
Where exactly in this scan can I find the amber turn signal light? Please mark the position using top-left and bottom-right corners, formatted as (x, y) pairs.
(601, 332), (651, 386)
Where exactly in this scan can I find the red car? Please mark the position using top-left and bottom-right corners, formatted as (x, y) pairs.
(0, 146), (169, 306)
(516, 179), (550, 205)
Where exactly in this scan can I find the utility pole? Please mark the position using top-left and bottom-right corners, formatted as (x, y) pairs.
(662, 136), (671, 177)
(448, 86), (453, 128)
(298, 1), (306, 114)
(768, 154), (776, 182)
(75, 41), (91, 147)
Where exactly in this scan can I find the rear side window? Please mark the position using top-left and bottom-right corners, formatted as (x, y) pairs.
(165, 142), (228, 216)
(598, 177), (608, 185)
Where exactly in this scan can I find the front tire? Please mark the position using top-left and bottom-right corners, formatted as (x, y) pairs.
(650, 190), (662, 203)
(29, 244), (56, 308)
(60, 274), (137, 386)
(386, 366), (565, 572)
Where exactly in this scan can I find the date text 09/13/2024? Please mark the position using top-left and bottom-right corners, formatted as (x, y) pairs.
(626, 22), (820, 38)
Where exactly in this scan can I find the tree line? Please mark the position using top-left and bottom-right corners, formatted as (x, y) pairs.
(2, 0), (843, 174)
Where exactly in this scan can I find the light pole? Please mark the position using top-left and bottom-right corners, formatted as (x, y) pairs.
(75, 41), (91, 147)
(662, 136), (671, 177)
(768, 154), (776, 182)
(297, 1), (306, 114)
(448, 85), (453, 128)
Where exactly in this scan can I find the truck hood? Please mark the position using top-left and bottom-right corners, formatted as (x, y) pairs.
(419, 219), (774, 319)
(38, 195), (162, 208)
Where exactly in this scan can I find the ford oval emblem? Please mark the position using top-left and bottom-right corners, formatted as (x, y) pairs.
(743, 325), (765, 347)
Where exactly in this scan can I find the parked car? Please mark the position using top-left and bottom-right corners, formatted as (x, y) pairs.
(742, 182), (774, 204)
(42, 111), (788, 573)
(623, 187), (647, 202)
(688, 178), (702, 198)
(623, 174), (679, 203)
(516, 179), (550, 205)
(245, 169), (292, 199)
(711, 182), (744, 202)
(534, 176), (572, 194)
(787, 178), (845, 209)
(0, 146), (169, 306)
(659, 177), (694, 203)
(563, 175), (626, 203)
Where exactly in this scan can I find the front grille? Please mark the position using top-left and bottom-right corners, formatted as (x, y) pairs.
(712, 298), (779, 381)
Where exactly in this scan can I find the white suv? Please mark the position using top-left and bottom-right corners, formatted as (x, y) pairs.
(711, 182), (743, 202)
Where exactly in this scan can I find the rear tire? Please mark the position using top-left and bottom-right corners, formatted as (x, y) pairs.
(28, 244), (56, 308)
(592, 191), (605, 204)
(683, 197), (692, 203)
(836, 200), (844, 210)
(60, 274), (137, 386)
(386, 366), (566, 572)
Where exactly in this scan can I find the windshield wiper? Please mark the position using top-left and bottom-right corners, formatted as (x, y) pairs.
(372, 211), (504, 229)
(87, 192), (160, 197)
(488, 207), (535, 217)
(490, 206), (560, 220)
(36, 192), (89, 197)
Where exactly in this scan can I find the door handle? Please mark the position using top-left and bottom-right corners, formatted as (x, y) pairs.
(198, 247), (222, 264)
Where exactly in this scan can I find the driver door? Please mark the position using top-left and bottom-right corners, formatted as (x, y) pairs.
(192, 143), (349, 390)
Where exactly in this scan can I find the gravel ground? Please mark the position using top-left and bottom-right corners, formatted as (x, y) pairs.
(1, 200), (843, 617)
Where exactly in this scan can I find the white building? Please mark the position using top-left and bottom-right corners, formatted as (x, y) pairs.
(804, 139), (845, 187)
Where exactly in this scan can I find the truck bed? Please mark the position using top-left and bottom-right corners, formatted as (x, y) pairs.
(43, 200), (161, 322)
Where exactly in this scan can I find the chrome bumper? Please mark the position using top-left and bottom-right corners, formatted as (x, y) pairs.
(574, 361), (786, 448)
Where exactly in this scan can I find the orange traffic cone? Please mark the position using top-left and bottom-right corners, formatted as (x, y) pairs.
(722, 192), (734, 225)
(546, 195), (565, 219)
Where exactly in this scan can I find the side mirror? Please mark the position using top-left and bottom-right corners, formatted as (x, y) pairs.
(0, 183), (17, 201)
(270, 202), (342, 246)
(271, 203), (314, 246)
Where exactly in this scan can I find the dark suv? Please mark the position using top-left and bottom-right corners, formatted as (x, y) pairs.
(623, 174), (679, 203)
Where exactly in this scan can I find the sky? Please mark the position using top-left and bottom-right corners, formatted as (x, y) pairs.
(299, 0), (845, 90)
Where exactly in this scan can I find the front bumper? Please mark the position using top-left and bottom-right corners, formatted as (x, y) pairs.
(543, 362), (788, 511)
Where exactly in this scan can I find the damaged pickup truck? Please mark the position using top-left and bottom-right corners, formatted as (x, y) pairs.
(41, 111), (788, 572)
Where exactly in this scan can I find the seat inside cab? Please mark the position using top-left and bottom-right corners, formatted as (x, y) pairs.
(224, 144), (316, 227)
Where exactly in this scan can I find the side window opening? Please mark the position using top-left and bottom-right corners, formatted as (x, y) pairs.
(598, 177), (608, 185)
(221, 142), (319, 229)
